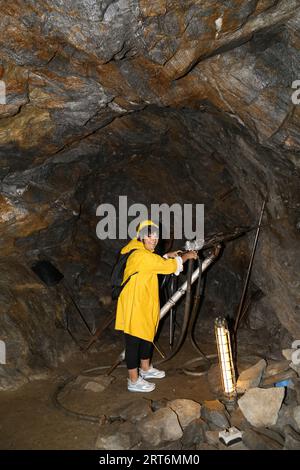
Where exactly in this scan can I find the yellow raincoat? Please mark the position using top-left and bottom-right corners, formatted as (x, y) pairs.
(115, 238), (178, 342)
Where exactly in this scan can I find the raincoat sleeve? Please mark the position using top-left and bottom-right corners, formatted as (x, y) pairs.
(139, 251), (179, 275)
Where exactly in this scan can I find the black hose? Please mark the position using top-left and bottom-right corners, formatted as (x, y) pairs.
(169, 275), (178, 348)
(181, 354), (217, 376)
(156, 258), (194, 365)
(187, 258), (210, 364)
(51, 373), (109, 424)
(162, 273), (178, 349)
(179, 257), (213, 376)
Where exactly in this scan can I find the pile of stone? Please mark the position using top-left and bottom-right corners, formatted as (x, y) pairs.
(93, 397), (244, 450)
(93, 347), (300, 450)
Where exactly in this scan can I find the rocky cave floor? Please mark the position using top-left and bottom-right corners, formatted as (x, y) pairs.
(1, 318), (300, 451)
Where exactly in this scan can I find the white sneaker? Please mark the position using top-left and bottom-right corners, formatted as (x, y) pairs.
(139, 366), (166, 379)
(127, 376), (156, 393)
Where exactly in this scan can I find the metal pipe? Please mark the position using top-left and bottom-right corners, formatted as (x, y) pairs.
(156, 245), (221, 365)
(159, 252), (217, 321)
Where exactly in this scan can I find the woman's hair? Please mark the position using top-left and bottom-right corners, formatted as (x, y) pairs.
(137, 225), (160, 241)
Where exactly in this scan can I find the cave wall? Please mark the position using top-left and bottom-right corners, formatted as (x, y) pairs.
(0, 1), (300, 388)
(1, 1), (300, 161)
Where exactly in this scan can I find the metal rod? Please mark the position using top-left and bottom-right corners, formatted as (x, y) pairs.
(234, 197), (267, 334)
(169, 308), (174, 349)
(84, 312), (115, 351)
(62, 282), (93, 335)
(153, 342), (165, 359)
(106, 350), (125, 376)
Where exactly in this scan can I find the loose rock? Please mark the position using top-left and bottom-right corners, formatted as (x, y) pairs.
(236, 359), (266, 393)
(151, 398), (169, 412)
(274, 404), (298, 432)
(137, 407), (183, 447)
(238, 387), (285, 427)
(205, 430), (220, 447)
(261, 369), (297, 387)
(290, 362), (300, 377)
(283, 425), (300, 450)
(229, 407), (251, 431)
(282, 349), (295, 361)
(95, 421), (139, 450)
(181, 418), (208, 448)
(75, 374), (114, 393)
(242, 428), (283, 450)
(264, 360), (291, 378)
(168, 399), (201, 429)
(201, 400), (230, 430)
(293, 406), (300, 431)
(111, 398), (152, 423)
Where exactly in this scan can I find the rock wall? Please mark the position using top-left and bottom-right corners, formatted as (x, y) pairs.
(0, 1), (299, 386)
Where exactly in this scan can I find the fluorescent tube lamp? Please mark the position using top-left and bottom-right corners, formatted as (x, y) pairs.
(215, 317), (236, 399)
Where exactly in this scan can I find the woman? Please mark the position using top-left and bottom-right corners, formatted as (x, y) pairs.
(115, 220), (197, 392)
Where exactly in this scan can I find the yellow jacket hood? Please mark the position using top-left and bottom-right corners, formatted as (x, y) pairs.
(120, 237), (145, 254)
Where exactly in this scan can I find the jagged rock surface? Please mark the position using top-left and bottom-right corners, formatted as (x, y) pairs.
(0, 1), (299, 386)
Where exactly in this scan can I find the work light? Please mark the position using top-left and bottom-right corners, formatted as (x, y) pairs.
(215, 317), (236, 399)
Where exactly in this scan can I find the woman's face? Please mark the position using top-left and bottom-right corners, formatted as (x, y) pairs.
(143, 232), (159, 252)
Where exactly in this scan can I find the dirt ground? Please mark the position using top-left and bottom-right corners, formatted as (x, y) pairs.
(0, 329), (218, 450)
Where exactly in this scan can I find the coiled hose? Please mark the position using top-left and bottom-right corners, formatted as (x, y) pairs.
(51, 363), (128, 424)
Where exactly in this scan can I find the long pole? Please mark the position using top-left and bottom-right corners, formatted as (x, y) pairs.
(234, 197), (267, 334)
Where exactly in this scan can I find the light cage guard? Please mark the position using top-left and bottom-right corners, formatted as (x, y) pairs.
(215, 317), (236, 397)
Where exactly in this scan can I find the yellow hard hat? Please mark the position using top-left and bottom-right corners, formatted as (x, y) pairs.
(136, 219), (159, 236)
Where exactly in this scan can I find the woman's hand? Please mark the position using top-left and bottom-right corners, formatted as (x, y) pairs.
(181, 251), (198, 262)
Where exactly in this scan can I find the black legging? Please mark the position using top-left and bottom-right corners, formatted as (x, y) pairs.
(124, 333), (153, 369)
